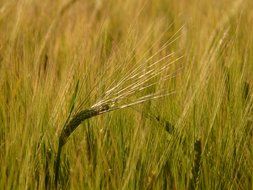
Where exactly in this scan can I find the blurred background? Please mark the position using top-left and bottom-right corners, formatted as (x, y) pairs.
(0, 0), (253, 189)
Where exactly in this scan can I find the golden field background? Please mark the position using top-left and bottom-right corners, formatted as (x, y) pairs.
(0, 0), (253, 189)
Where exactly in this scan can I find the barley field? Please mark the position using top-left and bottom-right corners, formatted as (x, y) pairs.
(0, 0), (253, 189)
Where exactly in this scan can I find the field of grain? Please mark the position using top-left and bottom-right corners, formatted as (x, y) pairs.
(0, 0), (253, 189)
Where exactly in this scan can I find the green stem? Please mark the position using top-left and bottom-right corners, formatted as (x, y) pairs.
(54, 104), (109, 187)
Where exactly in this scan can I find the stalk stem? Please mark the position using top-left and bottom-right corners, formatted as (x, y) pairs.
(54, 104), (109, 187)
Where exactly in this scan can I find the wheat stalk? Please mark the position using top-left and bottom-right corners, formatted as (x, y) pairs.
(54, 39), (183, 186)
